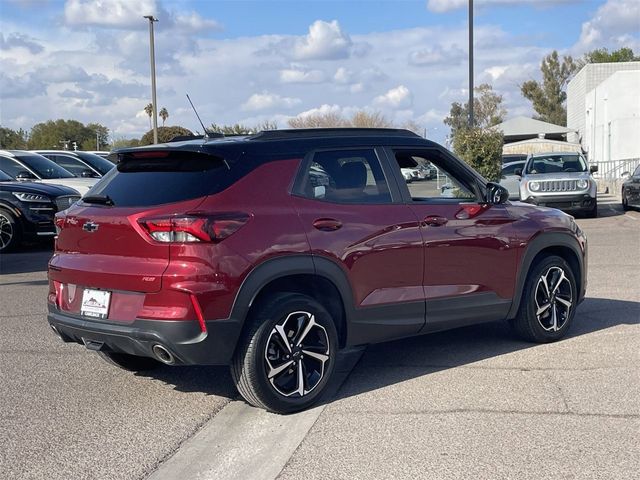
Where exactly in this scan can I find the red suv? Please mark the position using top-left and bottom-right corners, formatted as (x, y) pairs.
(48, 129), (587, 413)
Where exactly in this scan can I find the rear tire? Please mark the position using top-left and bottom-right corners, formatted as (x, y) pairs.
(231, 292), (338, 414)
(98, 351), (162, 371)
(0, 208), (21, 253)
(511, 255), (577, 343)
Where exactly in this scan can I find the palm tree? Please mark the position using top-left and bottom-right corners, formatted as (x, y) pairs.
(159, 107), (169, 126)
(144, 103), (153, 129)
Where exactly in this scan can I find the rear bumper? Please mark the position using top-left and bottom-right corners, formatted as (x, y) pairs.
(523, 193), (596, 212)
(48, 307), (242, 365)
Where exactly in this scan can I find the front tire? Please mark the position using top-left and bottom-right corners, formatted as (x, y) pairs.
(0, 208), (21, 253)
(511, 255), (577, 343)
(586, 203), (597, 218)
(231, 293), (338, 414)
(622, 192), (629, 211)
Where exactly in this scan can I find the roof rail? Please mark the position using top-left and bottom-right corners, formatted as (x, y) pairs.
(249, 128), (421, 141)
(169, 133), (223, 143)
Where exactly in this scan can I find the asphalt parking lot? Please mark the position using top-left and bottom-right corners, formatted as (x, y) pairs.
(0, 194), (638, 480)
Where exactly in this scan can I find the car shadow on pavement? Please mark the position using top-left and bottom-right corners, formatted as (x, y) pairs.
(0, 243), (53, 275)
(136, 296), (638, 407)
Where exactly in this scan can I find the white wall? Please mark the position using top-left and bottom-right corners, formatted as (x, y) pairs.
(584, 70), (640, 163)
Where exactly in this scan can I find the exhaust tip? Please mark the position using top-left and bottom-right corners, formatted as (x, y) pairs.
(152, 344), (175, 365)
(50, 324), (62, 339)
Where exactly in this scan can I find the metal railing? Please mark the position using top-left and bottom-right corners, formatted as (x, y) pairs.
(593, 158), (640, 180)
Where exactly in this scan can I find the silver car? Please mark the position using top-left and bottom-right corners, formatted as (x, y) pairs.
(518, 152), (598, 217)
(500, 160), (526, 200)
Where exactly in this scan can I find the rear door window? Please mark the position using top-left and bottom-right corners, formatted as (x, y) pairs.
(300, 149), (392, 204)
(86, 151), (233, 207)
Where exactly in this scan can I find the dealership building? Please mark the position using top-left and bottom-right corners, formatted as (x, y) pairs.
(567, 62), (640, 179)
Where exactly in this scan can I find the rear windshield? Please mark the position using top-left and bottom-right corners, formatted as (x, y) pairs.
(526, 154), (587, 174)
(75, 152), (116, 175)
(85, 151), (232, 207)
(14, 153), (76, 179)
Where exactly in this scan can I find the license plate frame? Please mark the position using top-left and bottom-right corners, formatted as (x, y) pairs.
(80, 288), (111, 319)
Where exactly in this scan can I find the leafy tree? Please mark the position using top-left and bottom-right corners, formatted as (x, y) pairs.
(350, 111), (393, 128)
(255, 120), (278, 131)
(83, 123), (110, 150)
(139, 126), (193, 145)
(444, 83), (506, 137)
(0, 126), (28, 149)
(159, 107), (169, 126)
(288, 111), (348, 128)
(452, 127), (504, 182)
(28, 119), (109, 150)
(582, 47), (639, 64)
(210, 123), (254, 135)
(521, 50), (579, 126)
(111, 137), (140, 149)
(144, 103), (153, 129)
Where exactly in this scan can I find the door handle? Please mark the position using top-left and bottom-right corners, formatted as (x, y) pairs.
(423, 215), (448, 227)
(313, 218), (342, 231)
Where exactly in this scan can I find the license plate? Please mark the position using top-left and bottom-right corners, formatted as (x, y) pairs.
(80, 289), (111, 319)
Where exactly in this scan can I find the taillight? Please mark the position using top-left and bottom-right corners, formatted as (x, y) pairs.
(54, 214), (66, 234)
(138, 213), (250, 243)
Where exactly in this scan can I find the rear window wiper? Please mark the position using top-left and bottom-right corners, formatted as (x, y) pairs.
(82, 194), (115, 206)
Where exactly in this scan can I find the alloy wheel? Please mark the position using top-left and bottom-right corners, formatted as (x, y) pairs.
(534, 266), (573, 332)
(0, 213), (13, 251)
(264, 311), (330, 397)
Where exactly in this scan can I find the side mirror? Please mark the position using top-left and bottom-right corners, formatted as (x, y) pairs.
(486, 182), (509, 205)
(16, 171), (35, 181)
(621, 171), (631, 179)
(514, 168), (522, 177)
(80, 169), (98, 178)
(590, 165), (599, 174)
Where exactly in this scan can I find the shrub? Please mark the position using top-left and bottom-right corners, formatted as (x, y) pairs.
(452, 127), (504, 182)
(139, 126), (193, 146)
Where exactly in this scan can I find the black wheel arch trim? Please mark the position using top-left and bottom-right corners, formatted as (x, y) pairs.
(228, 254), (357, 348)
(507, 231), (586, 319)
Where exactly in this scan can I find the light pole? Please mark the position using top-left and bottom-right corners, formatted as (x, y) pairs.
(468, 0), (474, 128)
(144, 15), (159, 144)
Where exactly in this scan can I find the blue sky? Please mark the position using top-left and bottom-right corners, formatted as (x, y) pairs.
(1, 0), (638, 143)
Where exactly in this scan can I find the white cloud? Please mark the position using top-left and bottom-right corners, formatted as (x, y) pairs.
(242, 92), (301, 111)
(0, 32), (44, 54)
(63, 0), (220, 33)
(409, 44), (466, 66)
(280, 65), (326, 83)
(64, 0), (161, 29)
(427, 0), (577, 13)
(574, 0), (640, 52)
(290, 20), (353, 60)
(174, 12), (222, 33)
(373, 85), (413, 109)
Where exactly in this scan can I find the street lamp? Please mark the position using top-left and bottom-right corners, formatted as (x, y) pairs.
(468, 0), (474, 128)
(144, 15), (159, 144)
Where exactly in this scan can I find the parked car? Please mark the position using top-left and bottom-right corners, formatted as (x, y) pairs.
(0, 150), (97, 195)
(499, 160), (526, 200)
(518, 152), (598, 217)
(0, 169), (80, 252)
(33, 150), (115, 178)
(621, 164), (640, 210)
(502, 153), (527, 164)
(400, 168), (414, 182)
(48, 129), (587, 414)
(85, 150), (111, 159)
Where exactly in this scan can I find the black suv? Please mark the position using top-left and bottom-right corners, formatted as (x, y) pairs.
(0, 170), (80, 252)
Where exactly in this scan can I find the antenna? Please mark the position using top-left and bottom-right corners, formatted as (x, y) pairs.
(186, 94), (208, 138)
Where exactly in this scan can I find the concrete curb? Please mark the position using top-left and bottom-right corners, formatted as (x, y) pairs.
(146, 347), (364, 480)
